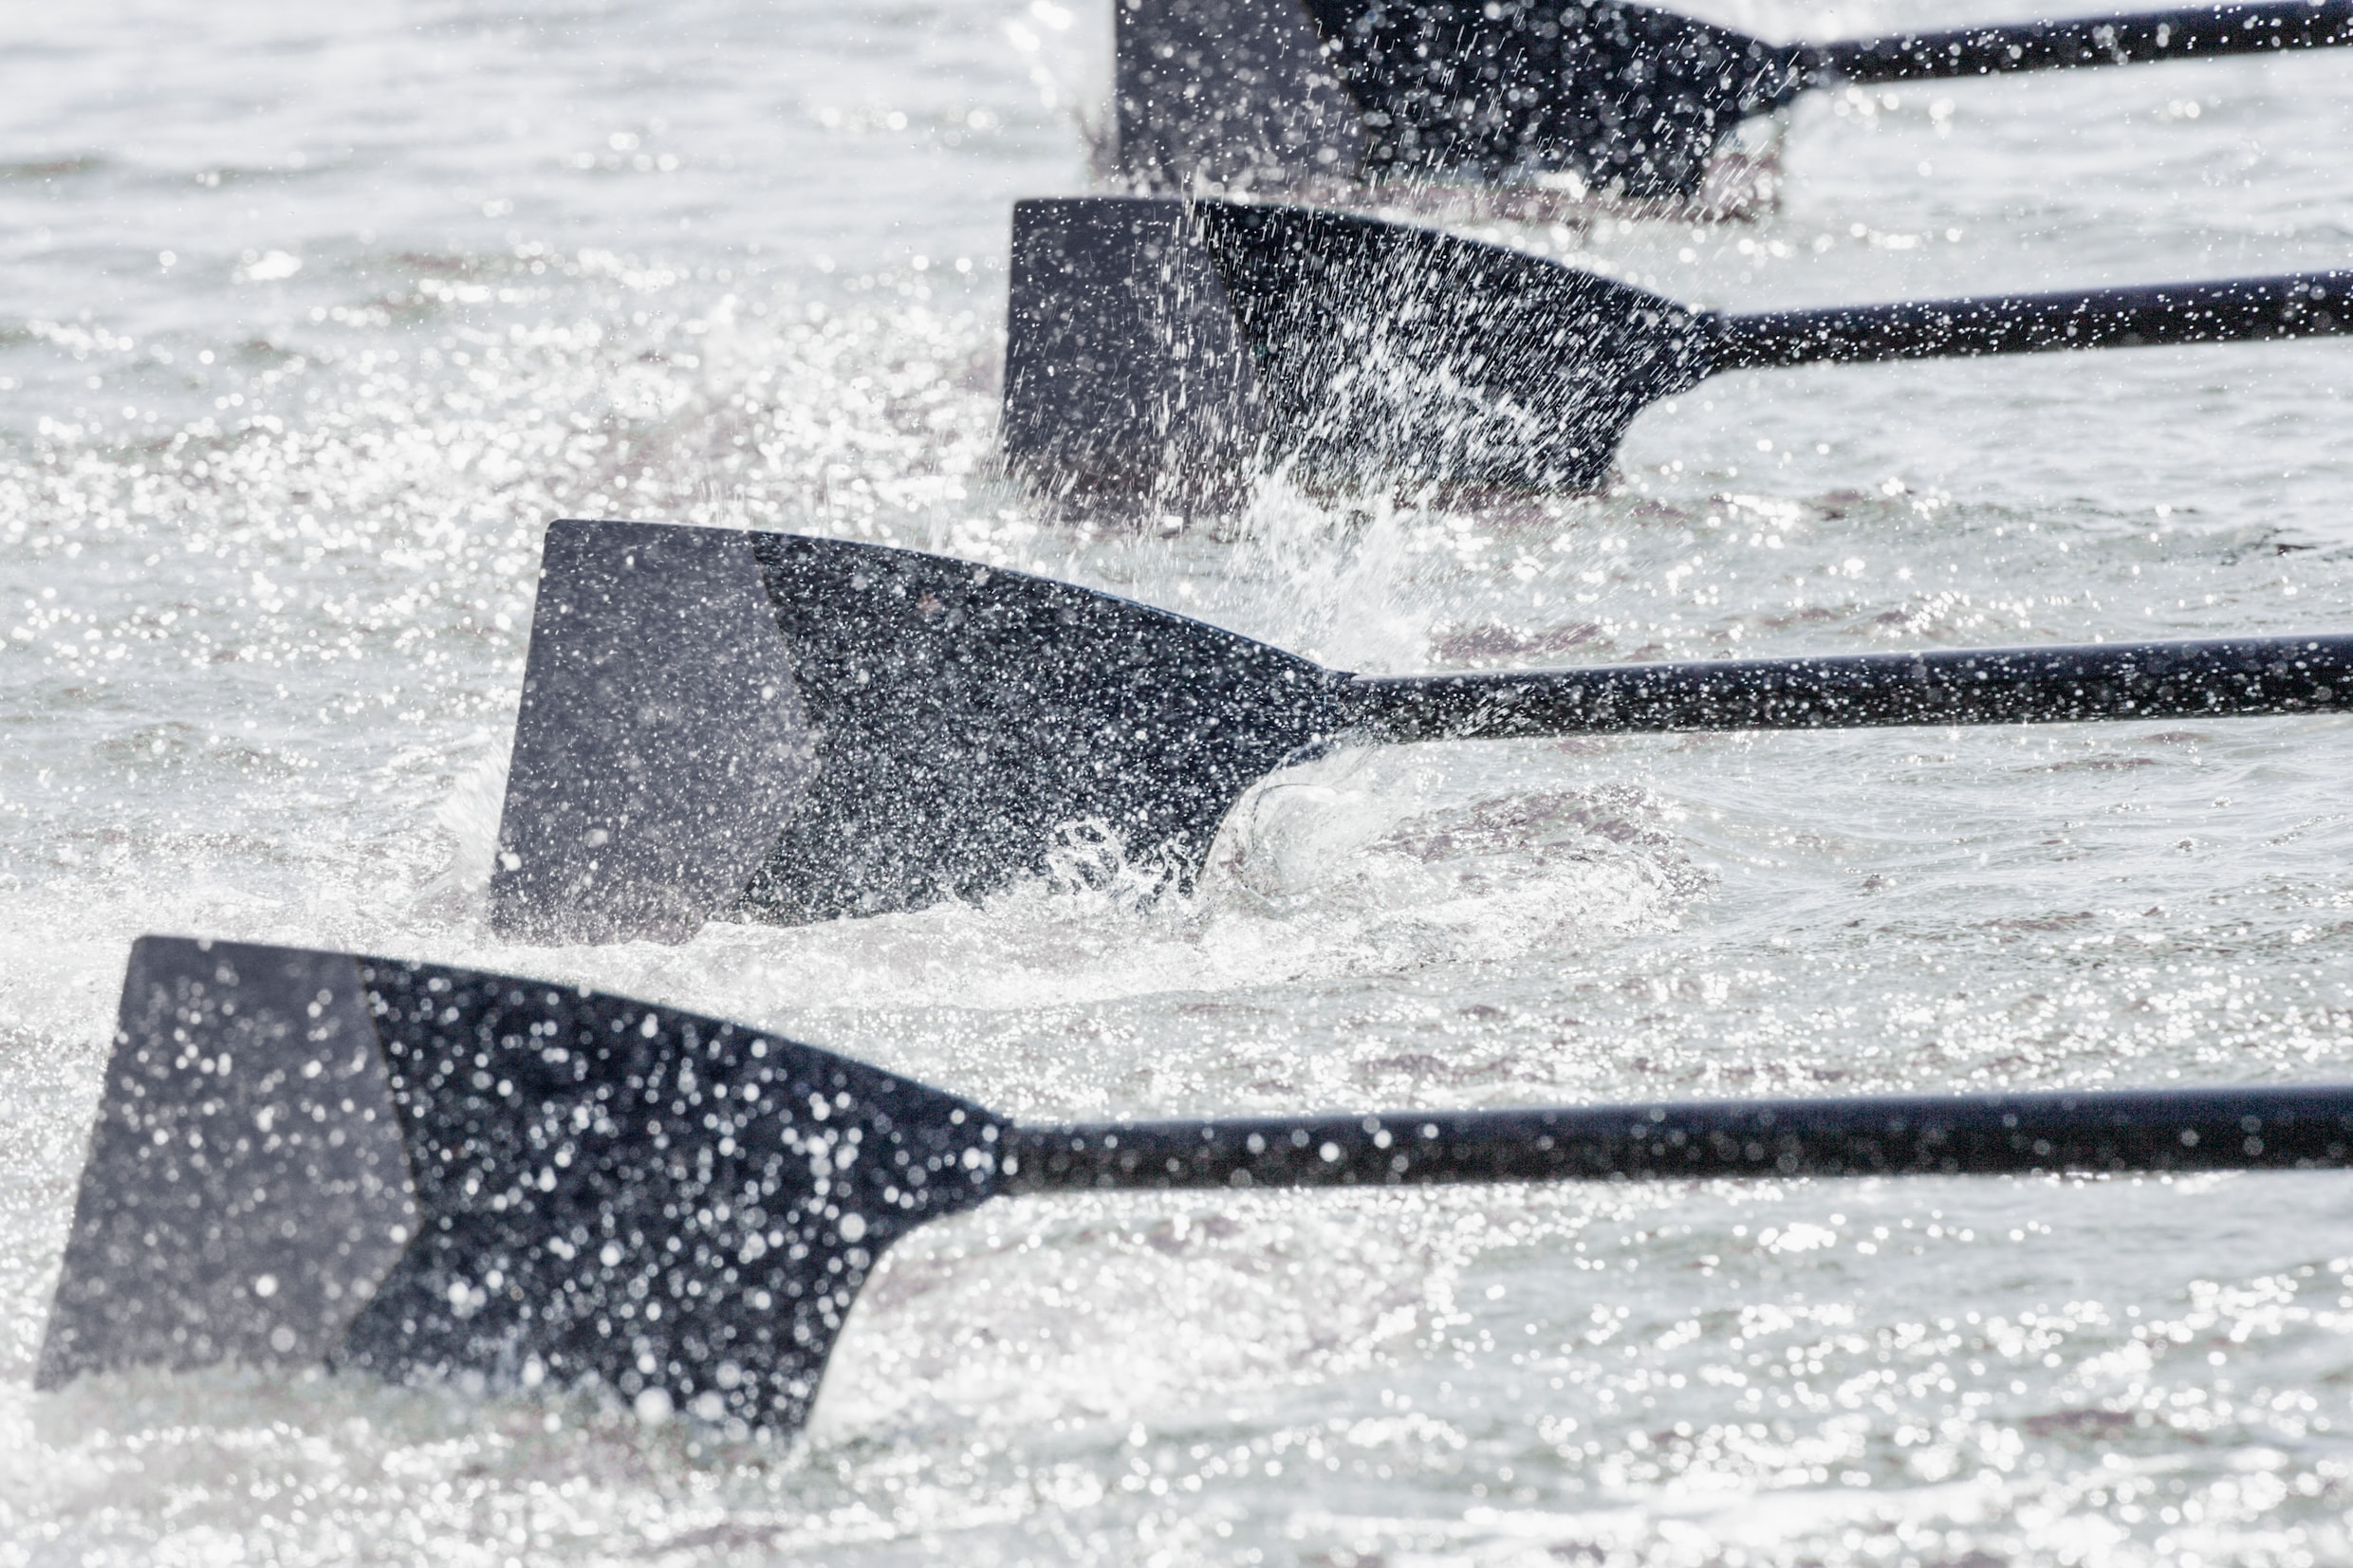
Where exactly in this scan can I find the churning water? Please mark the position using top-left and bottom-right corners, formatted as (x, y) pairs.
(6, 0), (2353, 1561)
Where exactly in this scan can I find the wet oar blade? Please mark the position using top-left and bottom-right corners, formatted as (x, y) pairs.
(1000, 196), (1717, 505)
(492, 526), (2353, 947)
(490, 519), (1339, 942)
(43, 935), (1003, 1438)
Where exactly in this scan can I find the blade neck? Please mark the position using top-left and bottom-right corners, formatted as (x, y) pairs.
(1718, 273), (2351, 371)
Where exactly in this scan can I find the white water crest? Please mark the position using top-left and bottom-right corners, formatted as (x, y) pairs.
(7, 0), (2353, 1562)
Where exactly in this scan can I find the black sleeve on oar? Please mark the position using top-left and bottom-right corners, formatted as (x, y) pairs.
(999, 1084), (2353, 1193)
(1718, 273), (2353, 370)
(1815, 1), (2353, 84)
(1339, 634), (2353, 743)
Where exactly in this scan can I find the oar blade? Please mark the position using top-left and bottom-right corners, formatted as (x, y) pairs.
(1194, 201), (1718, 495)
(1298, 0), (1806, 197)
(490, 521), (1339, 937)
(489, 519), (817, 946)
(41, 937), (1007, 1439)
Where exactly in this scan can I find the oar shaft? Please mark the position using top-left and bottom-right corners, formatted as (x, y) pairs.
(1342, 634), (2353, 744)
(1000, 1085), (2353, 1193)
(1815, 1), (2353, 83)
(1718, 273), (2351, 370)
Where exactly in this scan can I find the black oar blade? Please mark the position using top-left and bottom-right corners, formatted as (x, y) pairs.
(1299, 0), (1806, 197)
(43, 936), (1006, 1438)
(1194, 201), (1719, 495)
(39, 937), (420, 1388)
(490, 520), (817, 946)
(491, 520), (1343, 937)
(736, 530), (1342, 923)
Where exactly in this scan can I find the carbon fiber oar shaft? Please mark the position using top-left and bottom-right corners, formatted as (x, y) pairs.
(1003, 1085), (2353, 1192)
(1348, 634), (2353, 743)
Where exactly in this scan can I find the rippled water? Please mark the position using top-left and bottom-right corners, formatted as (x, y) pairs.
(7, 0), (2353, 1562)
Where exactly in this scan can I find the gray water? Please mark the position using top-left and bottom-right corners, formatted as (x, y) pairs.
(6, 0), (2353, 1561)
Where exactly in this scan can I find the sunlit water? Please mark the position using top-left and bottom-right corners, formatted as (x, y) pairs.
(6, 0), (2353, 1561)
